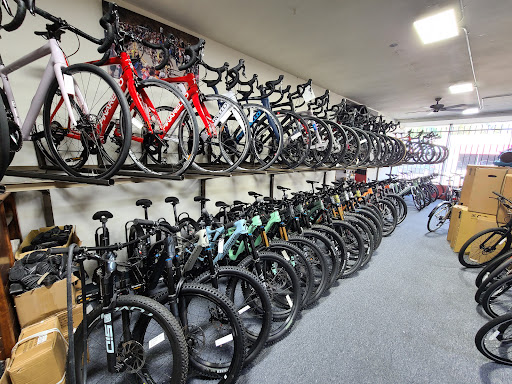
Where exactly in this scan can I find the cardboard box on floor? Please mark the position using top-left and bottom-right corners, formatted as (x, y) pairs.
(14, 277), (79, 328)
(14, 225), (80, 261)
(6, 317), (67, 384)
(447, 205), (467, 245)
(450, 209), (498, 252)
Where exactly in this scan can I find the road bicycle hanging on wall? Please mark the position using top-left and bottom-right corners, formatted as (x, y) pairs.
(0, 1), (132, 180)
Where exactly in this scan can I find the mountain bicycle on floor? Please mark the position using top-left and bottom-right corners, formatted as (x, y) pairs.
(1, 1), (133, 179)
(49, 210), (189, 384)
(458, 192), (512, 268)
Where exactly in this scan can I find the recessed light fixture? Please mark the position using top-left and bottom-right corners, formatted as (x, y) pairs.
(449, 82), (473, 94)
(414, 9), (459, 44)
(462, 108), (479, 115)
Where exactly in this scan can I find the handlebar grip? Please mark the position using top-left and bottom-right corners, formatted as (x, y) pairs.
(48, 246), (81, 255)
(155, 47), (169, 71)
(97, 3), (115, 53)
(1, 0), (27, 32)
(133, 219), (156, 226)
(225, 59), (245, 90)
(178, 38), (205, 71)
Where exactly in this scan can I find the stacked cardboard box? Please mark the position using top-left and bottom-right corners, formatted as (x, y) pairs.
(448, 165), (512, 255)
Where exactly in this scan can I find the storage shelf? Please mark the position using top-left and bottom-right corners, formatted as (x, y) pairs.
(1, 164), (371, 192)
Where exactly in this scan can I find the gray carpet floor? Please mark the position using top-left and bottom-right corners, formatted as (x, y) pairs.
(236, 199), (512, 384)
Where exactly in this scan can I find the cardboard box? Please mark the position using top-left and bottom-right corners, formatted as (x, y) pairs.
(451, 209), (497, 252)
(447, 205), (467, 244)
(55, 304), (83, 342)
(15, 225), (79, 261)
(0, 360), (12, 384)
(6, 317), (67, 384)
(459, 165), (479, 206)
(14, 277), (78, 328)
(498, 174), (512, 224)
(467, 167), (510, 215)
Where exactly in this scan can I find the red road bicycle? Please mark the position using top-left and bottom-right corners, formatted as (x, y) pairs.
(160, 38), (252, 174)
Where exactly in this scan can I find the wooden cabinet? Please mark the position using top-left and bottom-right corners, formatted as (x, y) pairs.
(0, 192), (21, 359)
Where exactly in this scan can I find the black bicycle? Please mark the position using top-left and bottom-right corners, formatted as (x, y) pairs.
(50, 210), (189, 384)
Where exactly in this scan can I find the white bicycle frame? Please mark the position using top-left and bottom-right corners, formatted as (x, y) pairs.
(0, 38), (85, 141)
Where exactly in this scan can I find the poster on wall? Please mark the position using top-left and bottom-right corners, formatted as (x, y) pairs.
(101, 1), (200, 79)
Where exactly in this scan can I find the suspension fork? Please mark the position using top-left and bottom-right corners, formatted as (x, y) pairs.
(243, 233), (265, 279)
(205, 247), (219, 290)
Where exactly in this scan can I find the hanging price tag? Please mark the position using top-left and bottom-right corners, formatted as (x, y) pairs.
(302, 85), (315, 103)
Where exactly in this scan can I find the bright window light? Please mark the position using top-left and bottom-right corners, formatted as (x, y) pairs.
(462, 108), (479, 115)
(414, 9), (459, 44)
(449, 83), (473, 94)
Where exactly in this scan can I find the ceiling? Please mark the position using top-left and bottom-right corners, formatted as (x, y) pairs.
(126, 0), (512, 122)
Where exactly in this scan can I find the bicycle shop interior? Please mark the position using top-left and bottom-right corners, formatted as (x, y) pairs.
(1, 0), (512, 383)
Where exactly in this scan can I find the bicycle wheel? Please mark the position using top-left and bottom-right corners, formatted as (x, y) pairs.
(354, 208), (383, 249)
(288, 235), (330, 306)
(458, 228), (512, 268)
(0, 96), (9, 182)
(275, 110), (310, 169)
(153, 283), (246, 382)
(475, 253), (512, 304)
(192, 94), (251, 173)
(375, 199), (397, 236)
(323, 120), (347, 167)
(384, 194), (408, 225)
(261, 240), (314, 307)
(239, 103), (283, 171)
(339, 125), (361, 167)
(475, 312), (512, 365)
(43, 63), (131, 179)
(301, 115), (333, 168)
(194, 266), (272, 365)
(332, 220), (365, 278)
(73, 294), (188, 384)
(237, 251), (301, 344)
(427, 202), (451, 232)
(344, 214), (375, 267)
(303, 228), (342, 288)
(481, 274), (512, 318)
(127, 79), (199, 176)
(476, 250), (512, 288)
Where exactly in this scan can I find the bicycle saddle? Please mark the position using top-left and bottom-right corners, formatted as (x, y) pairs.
(306, 180), (319, 185)
(136, 199), (152, 208)
(92, 210), (113, 221)
(233, 200), (246, 206)
(248, 191), (262, 197)
(194, 196), (210, 202)
(165, 197), (179, 205)
(277, 186), (290, 191)
(215, 201), (228, 208)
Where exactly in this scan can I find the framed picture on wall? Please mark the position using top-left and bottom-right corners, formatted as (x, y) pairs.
(101, 1), (200, 79)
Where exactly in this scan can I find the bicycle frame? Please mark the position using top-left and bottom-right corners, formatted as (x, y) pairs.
(0, 39), (83, 140)
(162, 73), (218, 137)
(94, 52), (184, 143)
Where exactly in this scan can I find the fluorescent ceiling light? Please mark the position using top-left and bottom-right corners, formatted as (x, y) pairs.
(414, 9), (459, 44)
(462, 108), (479, 115)
(449, 83), (473, 94)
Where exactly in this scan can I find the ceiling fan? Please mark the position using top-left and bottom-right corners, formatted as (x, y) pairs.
(406, 97), (470, 115)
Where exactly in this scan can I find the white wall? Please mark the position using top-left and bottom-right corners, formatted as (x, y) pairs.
(4, 0), (339, 245)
